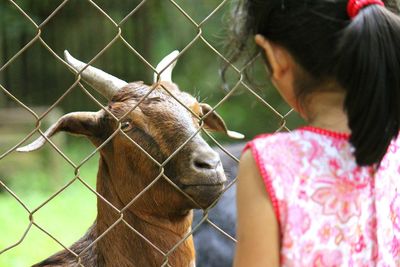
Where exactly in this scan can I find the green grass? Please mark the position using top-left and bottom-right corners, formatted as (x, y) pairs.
(0, 140), (99, 266)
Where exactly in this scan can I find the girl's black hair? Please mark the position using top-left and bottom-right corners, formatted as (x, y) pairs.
(226, 0), (400, 166)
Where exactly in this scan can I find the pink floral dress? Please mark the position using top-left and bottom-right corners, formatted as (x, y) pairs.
(245, 126), (400, 266)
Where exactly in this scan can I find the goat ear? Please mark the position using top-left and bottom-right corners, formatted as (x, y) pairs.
(200, 103), (244, 139)
(17, 111), (102, 152)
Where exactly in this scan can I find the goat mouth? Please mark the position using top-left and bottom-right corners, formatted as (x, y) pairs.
(180, 183), (224, 188)
(180, 183), (225, 209)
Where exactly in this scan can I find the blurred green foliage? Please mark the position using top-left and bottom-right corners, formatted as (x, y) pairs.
(0, 141), (98, 267)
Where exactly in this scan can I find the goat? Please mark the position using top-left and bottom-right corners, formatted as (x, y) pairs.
(18, 50), (243, 267)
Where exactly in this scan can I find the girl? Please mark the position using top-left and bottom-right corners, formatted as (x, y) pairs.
(230, 0), (400, 266)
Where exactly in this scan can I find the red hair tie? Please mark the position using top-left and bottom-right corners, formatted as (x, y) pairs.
(347, 0), (385, 19)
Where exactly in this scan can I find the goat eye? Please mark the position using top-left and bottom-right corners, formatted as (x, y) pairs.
(198, 119), (204, 127)
(121, 121), (133, 132)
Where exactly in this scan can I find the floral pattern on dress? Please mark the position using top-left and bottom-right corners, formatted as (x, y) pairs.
(286, 205), (311, 236)
(391, 194), (400, 231)
(260, 137), (304, 184)
(246, 127), (400, 266)
(311, 174), (367, 223)
(311, 249), (343, 267)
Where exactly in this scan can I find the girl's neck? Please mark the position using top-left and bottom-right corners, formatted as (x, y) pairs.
(303, 91), (350, 134)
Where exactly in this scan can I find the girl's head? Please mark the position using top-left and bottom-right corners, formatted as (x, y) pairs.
(228, 0), (400, 166)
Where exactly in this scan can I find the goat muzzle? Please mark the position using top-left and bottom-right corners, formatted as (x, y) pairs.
(182, 182), (225, 209)
(178, 148), (227, 209)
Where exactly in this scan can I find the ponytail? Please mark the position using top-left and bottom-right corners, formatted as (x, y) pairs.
(335, 4), (400, 166)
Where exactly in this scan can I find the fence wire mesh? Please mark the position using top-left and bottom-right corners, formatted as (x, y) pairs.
(0, 0), (298, 266)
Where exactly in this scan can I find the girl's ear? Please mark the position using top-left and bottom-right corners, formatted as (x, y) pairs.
(255, 34), (300, 112)
(255, 34), (292, 81)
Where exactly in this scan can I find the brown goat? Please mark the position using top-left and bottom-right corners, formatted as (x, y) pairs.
(18, 51), (243, 267)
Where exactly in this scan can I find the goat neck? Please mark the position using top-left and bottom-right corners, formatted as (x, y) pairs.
(94, 156), (195, 267)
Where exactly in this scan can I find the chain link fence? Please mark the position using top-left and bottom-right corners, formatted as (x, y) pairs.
(0, 0), (298, 266)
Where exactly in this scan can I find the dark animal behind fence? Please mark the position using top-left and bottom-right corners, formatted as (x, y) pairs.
(193, 143), (243, 267)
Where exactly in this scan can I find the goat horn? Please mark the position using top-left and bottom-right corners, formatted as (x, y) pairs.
(64, 50), (128, 100)
(17, 120), (62, 152)
(153, 50), (179, 83)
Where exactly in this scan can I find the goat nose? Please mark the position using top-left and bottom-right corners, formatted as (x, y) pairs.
(192, 151), (220, 170)
(193, 157), (219, 170)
